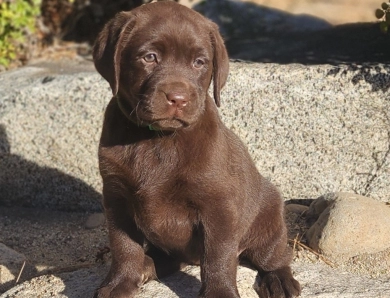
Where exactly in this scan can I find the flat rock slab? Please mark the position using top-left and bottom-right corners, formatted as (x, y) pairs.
(2, 262), (390, 298)
(0, 61), (389, 212)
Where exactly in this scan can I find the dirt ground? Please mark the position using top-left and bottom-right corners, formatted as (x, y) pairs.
(1, 202), (389, 294)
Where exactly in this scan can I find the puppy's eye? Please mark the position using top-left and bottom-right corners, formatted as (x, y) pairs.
(193, 58), (205, 69)
(144, 53), (157, 63)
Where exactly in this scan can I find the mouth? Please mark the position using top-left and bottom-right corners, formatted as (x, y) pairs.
(116, 95), (192, 131)
(116, 96), (188, 130)
(147, 118), (189, 131)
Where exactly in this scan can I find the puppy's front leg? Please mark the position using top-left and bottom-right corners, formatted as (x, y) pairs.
(199, 210), (241, 298)
(94, 194), (156, 298)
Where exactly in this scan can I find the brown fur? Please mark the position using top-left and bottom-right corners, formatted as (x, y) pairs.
(93, 2), (300, 297)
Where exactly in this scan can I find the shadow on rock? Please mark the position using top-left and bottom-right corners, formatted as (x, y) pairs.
(160, 270), (202, 298)
(195, 0), (390, 65)
(59, 265), (109, 298)
(0, 205), (107, 294)
(327, 64), (390, 93)
(0, 124), (102, 212)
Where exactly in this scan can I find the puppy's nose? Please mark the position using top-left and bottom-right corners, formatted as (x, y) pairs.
(166, 93), (188, 108)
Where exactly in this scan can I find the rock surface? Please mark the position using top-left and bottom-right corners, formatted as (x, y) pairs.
(85, 213), (105, 229)
(1, 61), (389, 213)
(2, 262), (390, 298)
(306, 192), (390, 260)
(0, 244), (26, 293)
(1, 203), (390, 297)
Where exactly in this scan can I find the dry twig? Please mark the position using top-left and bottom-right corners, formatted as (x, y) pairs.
(15, 261), (26, 285)
(289, 235), (335, 267)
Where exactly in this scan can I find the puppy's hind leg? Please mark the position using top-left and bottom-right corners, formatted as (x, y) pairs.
(145, 244), (188, 279)
(242, 230), (301, 298)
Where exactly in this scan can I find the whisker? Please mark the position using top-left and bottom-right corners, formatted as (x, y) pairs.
(170, 129), (178, 139)
(128, 104), (137, 122)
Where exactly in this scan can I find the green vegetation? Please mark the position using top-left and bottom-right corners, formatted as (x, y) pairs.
(375, 2), (390, 33)
(0, 0), (41, 68)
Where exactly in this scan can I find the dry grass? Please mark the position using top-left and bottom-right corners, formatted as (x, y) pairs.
(289, 235), (335, 267)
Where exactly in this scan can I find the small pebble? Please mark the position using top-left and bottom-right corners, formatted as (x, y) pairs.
(285, 204), (308, 215)
(85, 213), (105, 229)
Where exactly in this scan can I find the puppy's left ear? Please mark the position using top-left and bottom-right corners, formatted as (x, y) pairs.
(93, 12), (136, 95)
(210, 23), (229, 107)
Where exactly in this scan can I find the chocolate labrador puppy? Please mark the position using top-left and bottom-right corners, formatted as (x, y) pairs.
(93, 2), (300, 297)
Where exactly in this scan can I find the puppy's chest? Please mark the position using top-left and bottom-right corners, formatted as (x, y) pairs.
(123, 139), (207, 188)
(136, 196), (199, 251)
(134, 170), (199, 250)
(125, 142), (201, 250)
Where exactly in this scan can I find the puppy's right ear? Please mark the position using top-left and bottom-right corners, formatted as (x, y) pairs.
(93, 12), (136, 96)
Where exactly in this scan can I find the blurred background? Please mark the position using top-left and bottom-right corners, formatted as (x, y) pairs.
(0, 0), (388, 70)
(241, 0), (381, 24)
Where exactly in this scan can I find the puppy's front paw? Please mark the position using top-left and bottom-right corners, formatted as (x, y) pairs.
(94, 278), (140, 298)
(199, 285), (241, 298)
(255, 267), (301, 298)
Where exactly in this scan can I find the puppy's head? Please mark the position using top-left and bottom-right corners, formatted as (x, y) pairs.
(93, 2), (229, 131)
